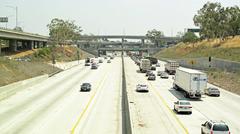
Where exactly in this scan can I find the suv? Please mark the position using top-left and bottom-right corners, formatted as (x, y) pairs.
(201, 120), (230, 134)
(148, 73), (156, 80)
(205, 87), (220, 97)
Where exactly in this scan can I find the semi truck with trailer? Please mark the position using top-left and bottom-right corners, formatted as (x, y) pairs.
(173, 67), (207, 99)
(139, 59), (151, 73)
(164, 60), (179, 75)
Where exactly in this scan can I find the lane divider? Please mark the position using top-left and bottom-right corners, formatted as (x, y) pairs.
(148, 82), (189, 134)
(70, 68), (109, 134)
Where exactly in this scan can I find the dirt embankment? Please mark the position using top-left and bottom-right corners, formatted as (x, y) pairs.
(155, 36), (240, 62)
(0, 46), (93, 86)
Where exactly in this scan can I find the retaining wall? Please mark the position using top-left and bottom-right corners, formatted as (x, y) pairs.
(159, 57), (240, 72)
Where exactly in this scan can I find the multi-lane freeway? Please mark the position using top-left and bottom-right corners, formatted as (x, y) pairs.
(0, 57), (239, 134)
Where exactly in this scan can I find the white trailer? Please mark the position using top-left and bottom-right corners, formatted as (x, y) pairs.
(165, 60), (179, 75)
(173, 67), (207, 99)
(139, 59), (151, 73)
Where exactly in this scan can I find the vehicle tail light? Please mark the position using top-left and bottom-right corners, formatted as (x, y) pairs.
(210, 130), (213, 134)
(188, 106), (192, 108)
(229, 132), (230, 134)
(179, 106), (183, 108)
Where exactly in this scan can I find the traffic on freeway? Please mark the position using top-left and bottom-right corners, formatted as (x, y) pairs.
(0, 55), (239, 134)
(1, 1), (240, 134)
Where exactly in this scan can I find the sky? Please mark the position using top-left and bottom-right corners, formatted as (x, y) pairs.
(0, 0), (239, 36)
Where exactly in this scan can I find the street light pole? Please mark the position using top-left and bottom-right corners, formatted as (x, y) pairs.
(16, 6), (18, 27)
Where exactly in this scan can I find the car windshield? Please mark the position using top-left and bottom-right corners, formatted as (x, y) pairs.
(82, 83), (90, 86)
(180, 102), (191, 105)
(140, 85), (147, 87)
(213, 124), (229, 131)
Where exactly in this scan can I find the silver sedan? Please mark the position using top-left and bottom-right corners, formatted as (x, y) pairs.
(205, 87), (220, 96)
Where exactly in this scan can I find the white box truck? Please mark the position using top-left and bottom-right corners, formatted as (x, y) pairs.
(173, 67), (207, 99)
(139, 59), (151, 73)
(165, 60), (179, 75)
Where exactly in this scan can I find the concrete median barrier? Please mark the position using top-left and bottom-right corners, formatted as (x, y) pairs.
(0, 74), (48, 101)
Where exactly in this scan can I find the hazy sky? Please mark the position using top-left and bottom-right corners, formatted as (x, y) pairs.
(0, 0), (239, 36)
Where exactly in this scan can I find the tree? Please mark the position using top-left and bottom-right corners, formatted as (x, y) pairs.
(194, 2), (223, 39)
(47, 18), (82, 46)
(146, 29), (165, 47)
(194, 2), (240, 40)
(13, 26), (23, 32)
(224, 6), (240, 37)
(181, 32), (199, 43)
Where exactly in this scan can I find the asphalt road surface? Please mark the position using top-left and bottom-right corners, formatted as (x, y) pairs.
(0, 57), (239, 134)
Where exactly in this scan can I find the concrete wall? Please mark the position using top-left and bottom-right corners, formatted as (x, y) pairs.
(160, 57), (240, 72)
(0, 74), (48, 101)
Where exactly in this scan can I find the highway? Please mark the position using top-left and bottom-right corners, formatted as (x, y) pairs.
(0, 57), (239, 134)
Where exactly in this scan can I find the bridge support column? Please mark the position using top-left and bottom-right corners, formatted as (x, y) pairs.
(28, 41), (34, 50)
(141, 39), (145, 47)
(43, 42), (47, 47)
(36, 41), (40, 48)
(9, 39), (17, 52)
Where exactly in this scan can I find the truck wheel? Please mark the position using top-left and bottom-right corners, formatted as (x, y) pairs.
(184, 93), (189, 98)
(173, 84), (176, 89)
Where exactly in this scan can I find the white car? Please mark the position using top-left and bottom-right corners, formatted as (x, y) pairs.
(174, 100), (192, 114)
(201, 120), (230, 134)
(136, 84), (149, 92)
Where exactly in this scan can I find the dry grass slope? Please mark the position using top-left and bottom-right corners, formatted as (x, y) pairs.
(155, 36), (240, 62)
(154, 36), (240, 95)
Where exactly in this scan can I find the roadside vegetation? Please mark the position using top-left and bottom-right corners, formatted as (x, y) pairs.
(0, 57), (61, 86)
(154, 2), (240, 95)
(32, 46), (93, 62)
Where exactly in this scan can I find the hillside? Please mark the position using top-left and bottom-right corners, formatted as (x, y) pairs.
(31, 46), (94, 62)
(153, 36), (240, 95)
(154, 36), (240, 62)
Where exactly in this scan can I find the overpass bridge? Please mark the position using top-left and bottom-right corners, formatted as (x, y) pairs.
(0, 28), (48, 52)
(79, 35), (180, 42)
(96, 47), (163, 56)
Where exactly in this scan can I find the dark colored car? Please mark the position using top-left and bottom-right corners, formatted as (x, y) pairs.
(85, 63), (91, 66)
(146, 70), (153, 77)
(80, 83), (91, 92)
(151, 66), (156, 70)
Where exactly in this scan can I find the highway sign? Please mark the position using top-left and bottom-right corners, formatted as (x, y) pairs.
(0, 17), (8, 22)
(187, 28), (200, 33)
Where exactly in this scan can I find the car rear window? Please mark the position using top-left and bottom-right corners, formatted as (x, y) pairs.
(180, 102), (190, 105)
(213, 124), (229, 131)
